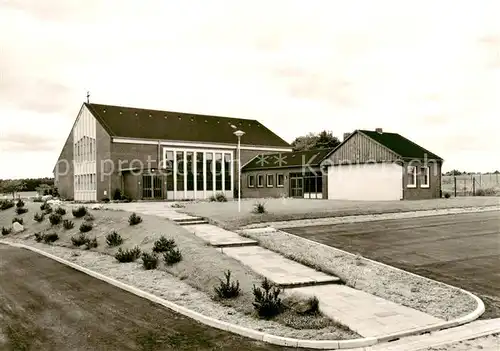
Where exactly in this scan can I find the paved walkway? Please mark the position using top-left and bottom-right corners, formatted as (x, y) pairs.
(356, 318), (500, 350)
(183, 224), (258, 247)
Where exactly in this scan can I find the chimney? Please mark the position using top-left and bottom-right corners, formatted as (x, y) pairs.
(375, 128), (383, 134)
(343, 132), (350, 141)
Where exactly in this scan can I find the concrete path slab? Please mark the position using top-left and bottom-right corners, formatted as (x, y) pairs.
(182, 224), (258, 247)
(290, 284), (443, 338)
(357, 318), (500, 350)
(223, 246), (341, 287)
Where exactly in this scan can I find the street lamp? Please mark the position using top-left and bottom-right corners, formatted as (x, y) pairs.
(233, 130), (245, 212)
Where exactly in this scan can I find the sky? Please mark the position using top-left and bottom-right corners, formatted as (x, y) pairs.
(1, 0), (499, 179)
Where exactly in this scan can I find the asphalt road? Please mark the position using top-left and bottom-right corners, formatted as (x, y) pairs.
(0, 245), (296, 351)
(284, 211), (500, 319)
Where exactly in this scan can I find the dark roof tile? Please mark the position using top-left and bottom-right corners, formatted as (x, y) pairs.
(243, 148), (333, 170)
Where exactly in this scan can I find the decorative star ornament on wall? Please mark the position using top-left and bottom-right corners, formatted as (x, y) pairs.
(256, 154), (270, 166)
(274, 153), (287, 166)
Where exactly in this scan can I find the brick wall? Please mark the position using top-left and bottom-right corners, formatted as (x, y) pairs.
(54, 131), (74, 199)
(402, 160), (442, 199)
(242, 168), (291, 198)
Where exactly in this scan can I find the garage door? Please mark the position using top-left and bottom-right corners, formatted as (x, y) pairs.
(328, 163), (403, 201)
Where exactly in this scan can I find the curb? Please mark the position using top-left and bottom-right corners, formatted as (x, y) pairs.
(264, 228), (486, 339)
(0, 241), (485, 350)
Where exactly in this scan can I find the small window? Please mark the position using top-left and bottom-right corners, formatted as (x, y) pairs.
(248, 175), (255, 187)
(266, 174), (274, 187)
(420, 167), (430, 188)
(277, 174), (284, 187)
(407, 166), (417, 188)
(257, 174), (264, 188)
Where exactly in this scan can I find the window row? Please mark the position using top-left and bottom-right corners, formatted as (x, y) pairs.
(74, 136), (96, 163)
(248, 173), (284, 188)
(407, 166), (430, 188)
(164, 150), (232, 192)
(75, 173), (97, 191)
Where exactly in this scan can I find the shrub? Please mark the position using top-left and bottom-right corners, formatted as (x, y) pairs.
(113, 188), (122, 201)
(253, 201), (266, 214)
(85, 237), (98, 250)
(252, 278), (283, 318)
(209, 192), (227, 202)
(12, 217), (24, 225)
(152, 236), (176, 253)
(49, 213), (62, 226)
(40, 202), (50, 211)
(16, 199), (25, 208)
(43, 232), (59, 243)
(170, 203), (185, 208)
(304, 296), (320, 315)
(72, 206), (87, 218)
(115, 246), (142, 263)
(101, 197), (110, 203)
(79, 222), (93, 233)
(444, 192), (451, 199)
(63, 219), (75, 230)
(141, 252), (159, 270)
(83, 213), (95, 222)
(2, 226), (12, 236)
(55, 207), (66, 216)
(34, 232), (43, 242)
(476, 188), (497, 196)
(71, 233), (88, 246)
(163, 248), (182, 265)
(33, 196), (44, 203)
(33, 212), (45, 223)
(128, 212), (142, 225)
(214, 270), (240, 299)
(0, 200), (14, 211)
(106, 231), (123, 247)
(43, 206), (53, 214)
(15, 207), (28, 215)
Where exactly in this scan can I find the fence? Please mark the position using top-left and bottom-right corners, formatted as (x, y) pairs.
(441, 174), (500, 196)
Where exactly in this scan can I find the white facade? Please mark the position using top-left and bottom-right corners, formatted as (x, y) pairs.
(161, 147), (234, 200)
(327, 163), (403, 201)
(73, 106), (97, 201)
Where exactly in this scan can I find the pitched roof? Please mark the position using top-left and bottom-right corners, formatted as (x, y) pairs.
(243, 148), (334, 171)
(359, 130), (442, 160)
(85, 103), (290, 147)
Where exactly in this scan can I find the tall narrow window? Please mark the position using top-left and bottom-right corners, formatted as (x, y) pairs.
(224, 153), (231, 192)
(215, 153), (222, 191)
(196, 152), (204, 191)
(206, 153), (213, 191)
(277, 174), (284, 187)
(165, 151), (174, 191)
(266, 174), (274, 187)
(186, 152), (194, 191)
(407, 166), (417, 188)
(420, 166), (430, 188)
(176, 151), (184, 191)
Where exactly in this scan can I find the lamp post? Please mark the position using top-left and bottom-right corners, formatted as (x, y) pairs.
(233, 130), (245, 212)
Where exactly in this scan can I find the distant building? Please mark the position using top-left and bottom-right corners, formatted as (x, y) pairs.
(53, 102), (292, 201)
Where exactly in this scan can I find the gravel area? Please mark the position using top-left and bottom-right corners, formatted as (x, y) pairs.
(240, 229), (478, 321)
(424, 333), (500, 350)
(180, 197), (500, 229)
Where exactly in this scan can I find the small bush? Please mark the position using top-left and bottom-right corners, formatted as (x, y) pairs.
(33, 212), (45, 223)
(12, 217), (24, 225)
(253, 201), (266, 214)
(214, 270), (241, 299)
(16, 199), (25, 208)
(209, 192), (228, 202)
(2, 226), (12, 235)
(33, 196), (44, 203)
(43, 206), (53, 214)
(113, 188), (122, 201)
(444, 192), (451, 198)
(34, 232), (43, 242)
(83, 213), (95, 222)
(252, 278), (283, 318)
(152, 236), (176, 253)
(85, 237), (98, 250)
(476, 188), (497, 196)
(0, 200), (14, 211)
(55, 207), (66, 216)
(71, 233), (88, 246)
(15, 207), (28, 215)
(43, 233), (59, 243)
(106, 231), (123, 247)
(40, 202), (50, 211)
(72, 206), (87, 218)
(304, 296), (320, 315)
(141, 252), (159, 270)
(115, 246), (142, 263)
(49, 213), (62, 226)
(170, 203), (185, 208)
(63, 219), (75, 230)
(128, 212), (142, 225)
(163, 248), (182, 265)
(79, 222), (93, 233)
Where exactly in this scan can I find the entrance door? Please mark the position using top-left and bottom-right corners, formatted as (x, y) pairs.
(142, 175), (163, 199)
(290, 177), (304, 198)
